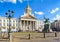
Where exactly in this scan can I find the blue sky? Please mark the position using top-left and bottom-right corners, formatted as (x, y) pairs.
(0, 0), (60, 22)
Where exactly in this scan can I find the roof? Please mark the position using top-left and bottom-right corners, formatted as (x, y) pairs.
(20, 14), (36, 19)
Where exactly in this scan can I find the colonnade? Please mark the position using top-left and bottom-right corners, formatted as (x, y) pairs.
(20, 20), (36, 31)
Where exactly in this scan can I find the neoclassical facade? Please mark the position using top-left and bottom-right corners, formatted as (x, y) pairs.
(0, 17), (18, 32)
(51, 20), (60, 29)
(19, 5), (36, 31)
(36, 20), (44, 32)
(0, 5), (45, 32)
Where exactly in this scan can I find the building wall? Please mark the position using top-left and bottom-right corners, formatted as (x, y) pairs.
(0, 16), (19, 32)
(36, 20), (44, 32)
(51, 20), (60, 29)
(0, 16), (45, 32)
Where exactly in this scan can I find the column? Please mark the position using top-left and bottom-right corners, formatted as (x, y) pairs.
(31, 21), (32, 31)
(27, 21), (28, 31)
(29, 21), (31, 31)
(20, 20), (22, 30)
(21, 20), (23, 31)
(29, 21), (30, 31)
(30, 21), (31, 31)
(23, 20), (25, 31)
(34, 21), (36, 31)
(49, 23), (50, 32)
(49, 23), (52, 32)
(49, 23), (50, 29)
(22, 20), (23, 31)
(31, 21), (33, 31)
(55, 22), (57, 28)
(24, 21), (26, 31)
(33, 21), (34, 31)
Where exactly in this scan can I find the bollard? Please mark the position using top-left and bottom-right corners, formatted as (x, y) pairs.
(44, 32), (45, 38)
(55, 32), (57, 37)
(29, 33), (30, 39)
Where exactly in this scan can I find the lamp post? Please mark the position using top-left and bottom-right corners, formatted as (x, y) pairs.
(5, 10), (14, 39)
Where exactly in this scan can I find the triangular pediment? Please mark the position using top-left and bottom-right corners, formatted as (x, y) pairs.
(20, 14), (36, 19)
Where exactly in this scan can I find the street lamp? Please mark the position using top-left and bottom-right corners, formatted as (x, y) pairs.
(5, 10), (14, 39)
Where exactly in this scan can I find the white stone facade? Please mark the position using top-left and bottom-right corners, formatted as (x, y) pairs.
(0, 5), (45, 32)
(19, 5), (44, 32)
(51, 20), (60, 28)
(0, 16), (18, 32)
(36, 20), (44, 32)
(20, 5), (36, 31)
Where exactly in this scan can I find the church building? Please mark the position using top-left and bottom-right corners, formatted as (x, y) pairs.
(19, 5), (36, 31)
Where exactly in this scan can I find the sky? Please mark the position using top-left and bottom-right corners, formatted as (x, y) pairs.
(0, 0), (60, 22)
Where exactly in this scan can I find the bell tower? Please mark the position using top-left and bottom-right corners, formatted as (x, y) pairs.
(24, 0), (32, 15)
(24, 5), (31, 15)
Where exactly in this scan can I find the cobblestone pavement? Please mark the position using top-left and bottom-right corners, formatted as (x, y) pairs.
(0, 39), (9, 42)
(0, 32), (60, 42)
(14, 38), (60, 42)
(0, 38), (60, 42)
(12, 33), (60, 42)
(0, 40), (9, 42)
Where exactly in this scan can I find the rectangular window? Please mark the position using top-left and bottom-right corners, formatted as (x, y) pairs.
(7, 23), (9, 26)
(7, 20), (9, 22)
(4, 20), (5, 22)
(16, 20), (17, 22)
(16, 24), (17, 26)
(4, 23), (5, 26)
(13, 20), (15, 22)
(9, 20), (11, 22)
(0, 23), (1, 26)
(13, 23), (15, 26)
(0, 19), (1, 22)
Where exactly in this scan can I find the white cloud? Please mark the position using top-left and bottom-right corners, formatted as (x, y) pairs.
(50, 8), (59, 14)
(12, 0), (16, 3)
(0, 0), (29, 3)
(0, 0), (16, 4)
(18, 0), (30, 3)
(34, 11), (44, 15)
(18, 0), (23, 3)
(50, 20), (54, 23)
(53, 14), (60, 20)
